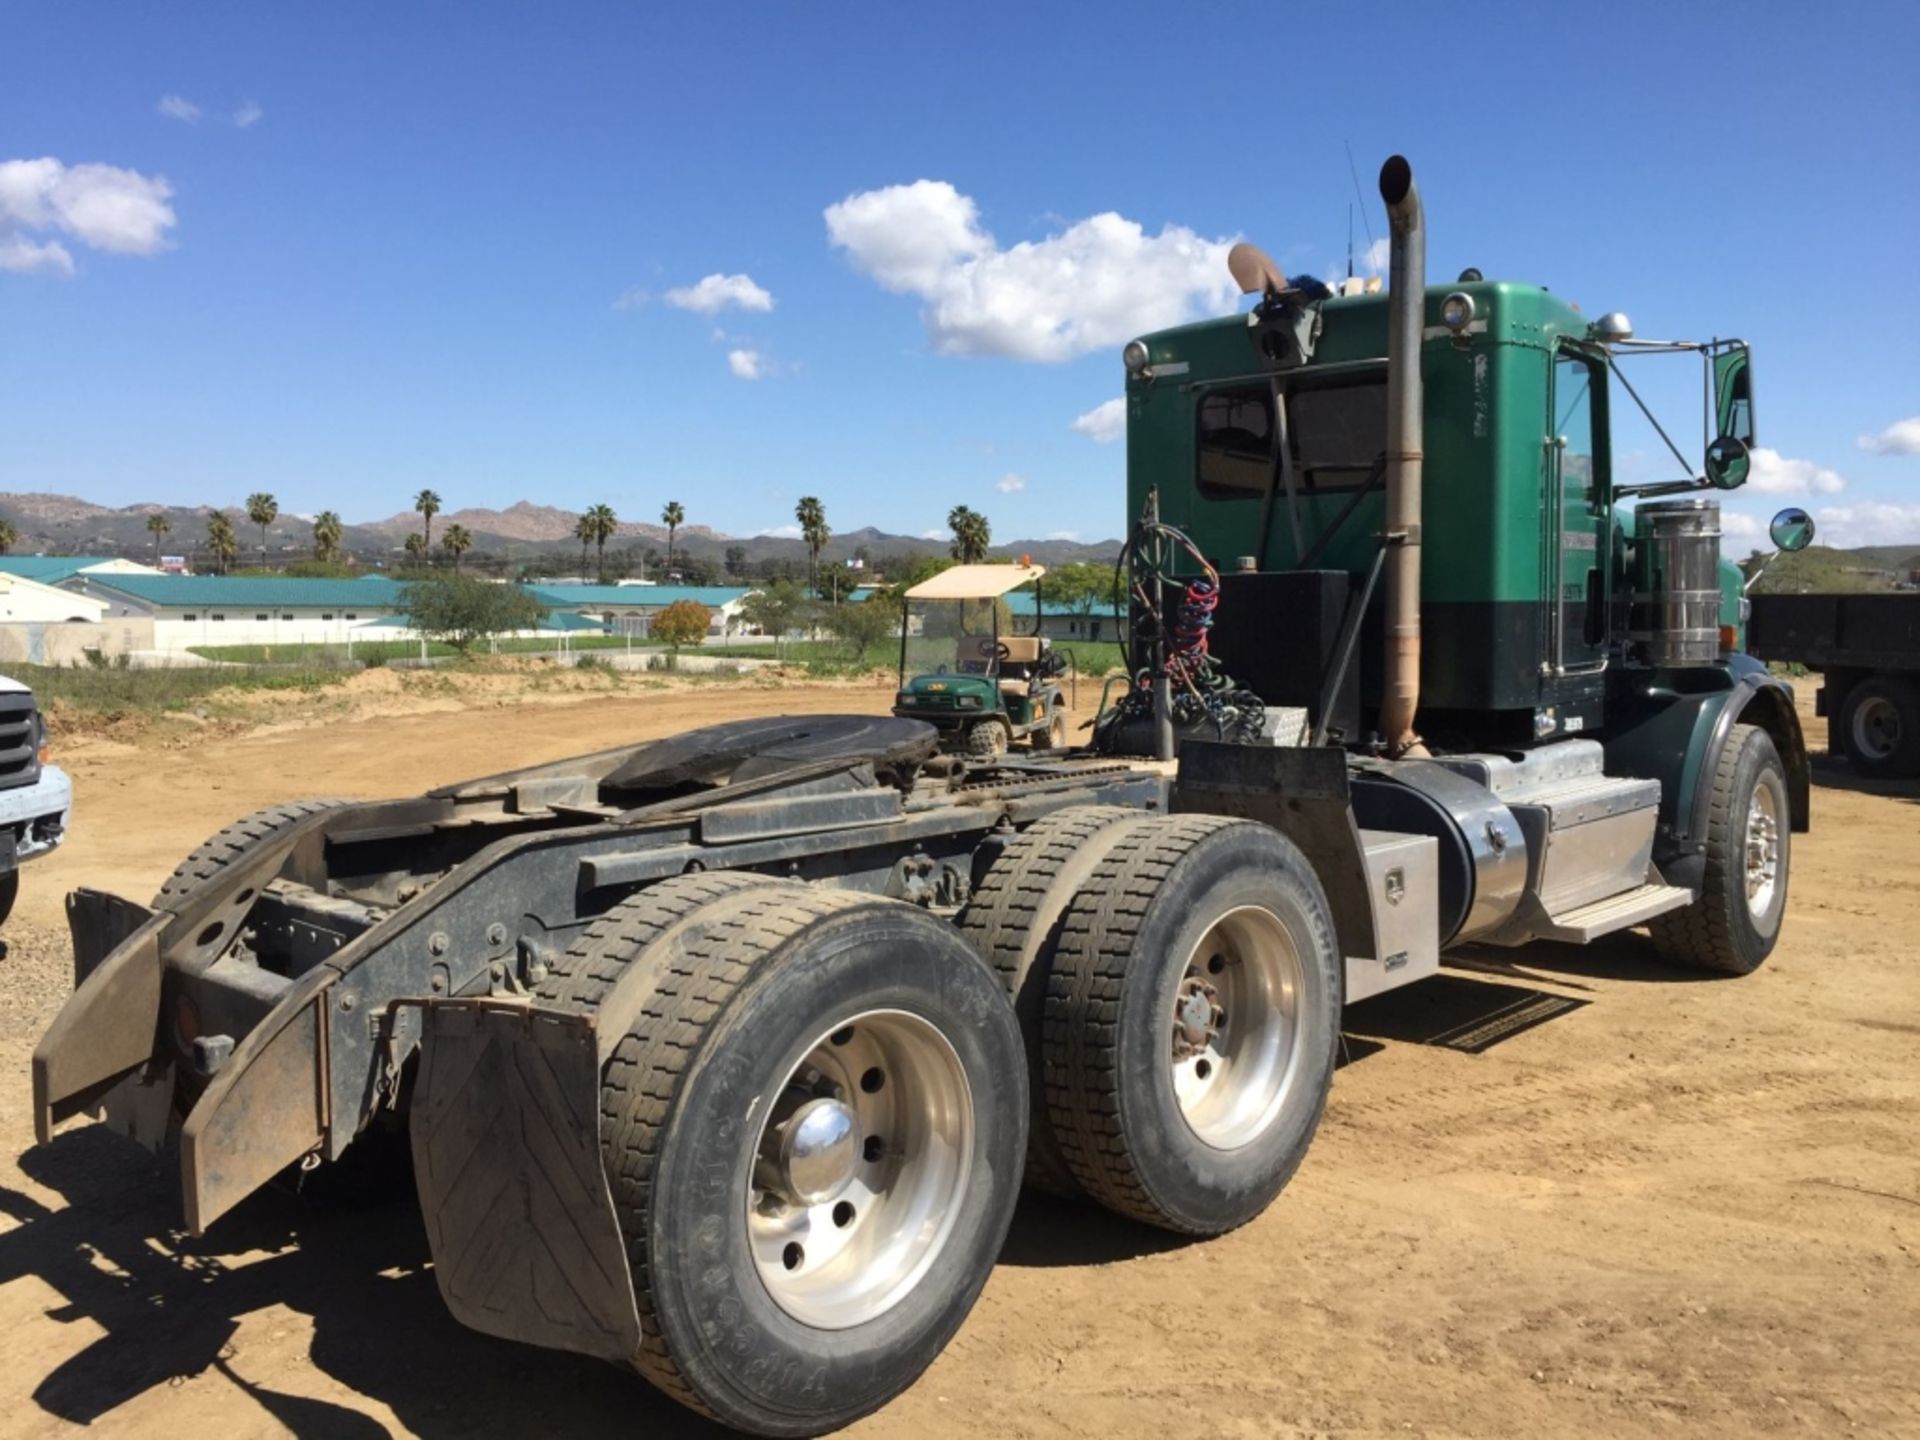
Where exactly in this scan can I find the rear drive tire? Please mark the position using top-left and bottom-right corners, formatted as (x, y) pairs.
(153, 797), (351, 912)
(594, 880), (1027, 1436)
(963, 719), (1009, 760)
(1839, 675), (1920, 779)
(1043, 814), (1341, 1235)
(1649, 722), (1791, 975)
(958, 805), (1153, 1197)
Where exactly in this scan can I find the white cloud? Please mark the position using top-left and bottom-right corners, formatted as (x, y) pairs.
(824, 179), (1240, 362)
(1072, 397), (1127, 444)
(0, 157), (177, 263)
(1809, 502), (1920, 550)
(1045, 529), (1082, 542)
(995, 472), (1026, 494)
(610, 286), (649, 311)
(1362, 236), (1389, 274)
(1720, 509), (1765, 541)
(232, 101), (263, 129)
(157, 94), (201, 124)
(727, 348), (764, 380)
(756, 523), (803, 539)
(1858, 418), (1920, 457)
(665, 272), (774, 314)
(1747, 447), (1845, 496)
(0, 234), (74, 275)
(919, 528), (945, 541)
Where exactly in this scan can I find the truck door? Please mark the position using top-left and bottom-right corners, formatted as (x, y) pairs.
(1549, 348), (1608, 672)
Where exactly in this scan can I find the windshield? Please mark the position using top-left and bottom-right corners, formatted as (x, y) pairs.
(899, 596), (1014, 681)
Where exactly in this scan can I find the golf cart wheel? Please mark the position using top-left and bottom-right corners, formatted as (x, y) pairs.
(1042, 814), (1341, 1235)
(964, 718), (1010, 760)
(1839, 675), (1920, 779)
(1028, 709), (1067, 751)
(595, 880), (1026, 1435)
(1648, 722), (1791, 976)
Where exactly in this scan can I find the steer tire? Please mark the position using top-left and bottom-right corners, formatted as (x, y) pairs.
(958, 805), (1154, 1197)
(1838, 675), (1920, 780)
(595, 882), (1027, 1436)
(1648, 723), (1791, 976)
(1042, 814), (1341, 1236)
(153, 797), (352, 912)
(0, 869), (18, 927)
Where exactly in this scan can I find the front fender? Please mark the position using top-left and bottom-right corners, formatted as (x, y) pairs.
(1604, 661), (1809, 886)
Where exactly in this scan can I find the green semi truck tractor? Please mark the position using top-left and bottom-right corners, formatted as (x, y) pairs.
(31, 156), (1811, 1436)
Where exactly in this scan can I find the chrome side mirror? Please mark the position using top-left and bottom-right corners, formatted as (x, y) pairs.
(1705, 434), (1751, 490)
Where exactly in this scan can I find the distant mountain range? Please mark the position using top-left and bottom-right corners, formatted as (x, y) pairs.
(0, 492), (1123, 570)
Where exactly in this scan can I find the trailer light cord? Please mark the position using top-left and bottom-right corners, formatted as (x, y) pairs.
(1096, 514), (1265, 752)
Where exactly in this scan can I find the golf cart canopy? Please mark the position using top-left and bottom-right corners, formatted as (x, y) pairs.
(903, 564), (1046, 600)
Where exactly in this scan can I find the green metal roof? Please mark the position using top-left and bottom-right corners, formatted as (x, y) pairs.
(527, 584), (751, 608)
(80, 574), (408, 608)
(0, 556), (125, 584)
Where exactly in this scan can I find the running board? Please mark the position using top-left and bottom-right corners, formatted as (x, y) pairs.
(1538, 883), (1693, 943)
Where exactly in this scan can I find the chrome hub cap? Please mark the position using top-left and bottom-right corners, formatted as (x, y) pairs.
(750, 1009), (973, 1330)
(1745, 784), (1780, 917)
(1169, 906), (1304, 1151)
(1852, 697), (1901, 760)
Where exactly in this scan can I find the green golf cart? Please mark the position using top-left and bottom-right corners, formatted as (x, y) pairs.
(892, 563), (1069, 758)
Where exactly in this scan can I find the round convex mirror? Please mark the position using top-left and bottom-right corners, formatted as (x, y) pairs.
(1706, 434), (1752, 489)
(1769, 507), (1816, 552)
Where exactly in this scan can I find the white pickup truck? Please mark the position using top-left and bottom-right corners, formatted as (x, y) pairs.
(0, 677), (71, 923)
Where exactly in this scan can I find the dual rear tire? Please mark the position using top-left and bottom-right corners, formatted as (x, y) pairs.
(537, 877), (1026, 1437)
(962, 807), (1344, 1234)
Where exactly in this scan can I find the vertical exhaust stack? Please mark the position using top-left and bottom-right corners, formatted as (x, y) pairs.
(1378, 155), (1426, 757)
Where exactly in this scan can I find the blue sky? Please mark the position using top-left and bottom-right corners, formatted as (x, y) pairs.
(3, 1), (1917, 548)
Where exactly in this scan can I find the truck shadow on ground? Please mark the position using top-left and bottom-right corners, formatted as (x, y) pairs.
(1807, 752), (1919, 804)
(0, 1130), (731, 1440)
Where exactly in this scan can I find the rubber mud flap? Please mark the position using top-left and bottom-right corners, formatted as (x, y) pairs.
(32, 890), (166, 1144)
(409, 1001), (642, 1364)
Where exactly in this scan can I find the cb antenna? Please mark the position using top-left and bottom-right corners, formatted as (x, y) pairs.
(1346, 202), (1354, 283)
(1344, 139), (1378, 275)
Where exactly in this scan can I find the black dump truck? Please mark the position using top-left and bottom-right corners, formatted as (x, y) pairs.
(1748, 590), (1920, 778)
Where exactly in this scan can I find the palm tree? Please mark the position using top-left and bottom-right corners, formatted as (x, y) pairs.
(0, 521), (16, 556)
(948, 505), (991, 564)
(585, 504), (618, 583)
(414, 489), (442, 559)
(795, 495), (829, 595)
(442, 523), (473, 572)
(574, 514), (594, 580)
(313, 511), (344, 564)
(146, 512), (171, 562)
(246, 492), (278, 567)
(661, 500), (684, 579)
(206, 511), (239, 575)
(403, 532), (426, 568)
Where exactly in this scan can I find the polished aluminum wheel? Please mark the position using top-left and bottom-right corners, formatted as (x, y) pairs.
(1169, 905), (1304, 1150)
(1745, 782), (1781, 917)
(749, 1008), (974, 1329)
(1851, 696), (1901, 761)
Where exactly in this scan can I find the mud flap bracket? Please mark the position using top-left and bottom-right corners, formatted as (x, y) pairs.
(408, 1000), (641, 1365)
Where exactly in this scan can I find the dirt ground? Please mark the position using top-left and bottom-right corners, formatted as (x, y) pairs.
(1, 674), (1915, 1438)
